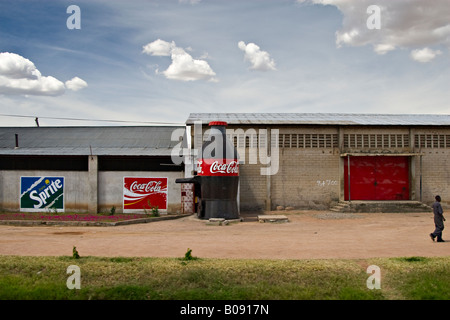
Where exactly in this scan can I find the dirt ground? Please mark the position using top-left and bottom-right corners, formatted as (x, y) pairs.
(0, 211), (448, 260)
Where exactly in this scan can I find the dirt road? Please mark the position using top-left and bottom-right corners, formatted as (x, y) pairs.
(0, 211), (448, 260)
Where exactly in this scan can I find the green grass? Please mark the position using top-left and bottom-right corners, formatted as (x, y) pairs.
(0, 255), (448, 300)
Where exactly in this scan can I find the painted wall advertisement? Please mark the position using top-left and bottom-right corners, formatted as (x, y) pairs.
(20, 177), (65, 212)
(123, 177), (168, 212)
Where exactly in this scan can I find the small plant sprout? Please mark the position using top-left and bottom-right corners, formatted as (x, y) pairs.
(183, 248), (197, 261)
(72, 246), (80, 259)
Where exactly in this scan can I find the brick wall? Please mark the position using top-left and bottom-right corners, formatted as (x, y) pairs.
(271, 148), (340, 209)
(412, 128), (450, 207)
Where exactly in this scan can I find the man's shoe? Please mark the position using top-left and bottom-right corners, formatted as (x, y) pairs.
(430, 233), (436, 242)
(437, 239), (445, 242)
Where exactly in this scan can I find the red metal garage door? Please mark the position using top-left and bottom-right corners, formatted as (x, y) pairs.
(344, 156), (409, 201)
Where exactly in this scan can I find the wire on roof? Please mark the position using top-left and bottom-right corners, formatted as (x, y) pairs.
(0, 113), (184, 126)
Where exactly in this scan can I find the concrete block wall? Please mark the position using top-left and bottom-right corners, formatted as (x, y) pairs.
(414, 151), (450, 206)
(341, 126), (411, 154)
(268, 126), (339, 210)
(0, 170), (89, 212)
(272, 148), (340, 209)
(239, 161), (266, 211)
(0, 168), (183, 214)
(235, 126), (341, 210)
(412, 128), (450, 207)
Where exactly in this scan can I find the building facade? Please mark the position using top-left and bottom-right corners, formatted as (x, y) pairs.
(186, 113), (450, 211)
(1, 113), (449, 214)
(0, 126), (184, 214)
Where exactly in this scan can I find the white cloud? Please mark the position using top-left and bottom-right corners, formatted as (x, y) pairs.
(238, 41), (276, 71)
(143, 40), (217, 82)
(142, 39), (175, 56)
(0, 52), (38, 79)
(410, 48), (442, 63)
(0, 52), (87, 96)
(179, 0), (201, 4)
(0, 52), (65, 96)
(163, 47), (217, 82)
(300, 0), (450, 62)
(65, 77), (88, 91)
(374, 44), (396, 55)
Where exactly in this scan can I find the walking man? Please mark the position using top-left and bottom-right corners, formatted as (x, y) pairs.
(430, 195), (446, 242)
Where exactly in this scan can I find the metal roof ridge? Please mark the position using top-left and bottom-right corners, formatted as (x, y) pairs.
(188, 112), (450, 116)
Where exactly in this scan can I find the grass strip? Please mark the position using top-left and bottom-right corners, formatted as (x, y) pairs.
(0, 255), (448, 300)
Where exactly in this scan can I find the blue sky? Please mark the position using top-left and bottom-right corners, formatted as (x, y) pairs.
(0, 0), (449, 126)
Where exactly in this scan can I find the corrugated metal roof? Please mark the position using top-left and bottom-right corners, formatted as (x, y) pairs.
(186, 113), (450, 126)
(0, 126), (185, 156)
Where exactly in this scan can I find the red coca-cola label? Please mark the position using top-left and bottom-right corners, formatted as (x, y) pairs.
(197, 159), (239, 176)
(123, 177), (168, 211)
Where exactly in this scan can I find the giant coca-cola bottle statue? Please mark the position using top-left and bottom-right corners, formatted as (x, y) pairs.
(197, 121), (239, 220)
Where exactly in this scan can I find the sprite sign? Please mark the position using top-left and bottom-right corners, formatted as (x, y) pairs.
(20, 177), (65, 212)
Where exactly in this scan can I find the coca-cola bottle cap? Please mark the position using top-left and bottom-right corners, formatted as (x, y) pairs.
(208, 121), (228, 127)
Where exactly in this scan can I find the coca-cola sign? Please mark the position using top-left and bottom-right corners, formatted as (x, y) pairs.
(123, 177), (167, 212)
(130, 180), (162, 193)
(198, 159), (239, 176)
